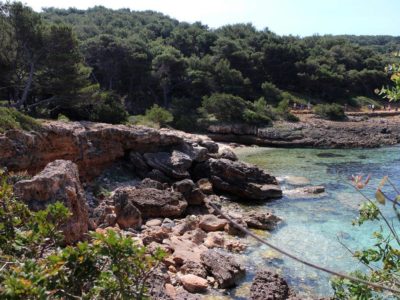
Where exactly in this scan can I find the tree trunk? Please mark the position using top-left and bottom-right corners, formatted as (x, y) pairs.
(19, 62), (35, 108)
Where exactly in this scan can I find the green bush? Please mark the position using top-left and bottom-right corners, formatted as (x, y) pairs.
(130, 104), (174, 128)
(72, 91), (129, 124)
(144, 104), (173, 127)
(313, 103), (346, 121)
(243, 98), (273, 126)
(0, 170), (166, 299)
(57, 114), (70, 122)
(274, 99), (300, 122)
(200, 93), (249, 123)
(0, 107), (41, 133)
(349, 96), (382, 109)
(261, 81), (283, 103)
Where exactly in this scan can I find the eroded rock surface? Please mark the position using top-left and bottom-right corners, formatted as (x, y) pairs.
(200, 249), (245, 288)
(250, 269), (297, 300)
(112, 187), (187, 219)
(194, 158), (282, 200)
(14, 160), (89, 243)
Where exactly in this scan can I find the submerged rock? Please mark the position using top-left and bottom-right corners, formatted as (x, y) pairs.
(284, 185), (326, 198)
(14, 160), (89, 244)
(284, 176), (311, 186)
(244, 211), (282, 231)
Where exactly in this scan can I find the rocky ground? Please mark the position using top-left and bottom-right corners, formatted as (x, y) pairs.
(0, 121), (328, 299)
(208, 113), (400, 148)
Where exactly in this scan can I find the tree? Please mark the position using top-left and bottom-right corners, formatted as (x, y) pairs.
(151, 46), (187, 108)
(200, 93), (249, 123)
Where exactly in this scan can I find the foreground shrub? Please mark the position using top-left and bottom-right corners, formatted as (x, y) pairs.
(0, 107), (41, 133)
(313, 103), (346, 121)
(0, 170), (166, 299)
(331, 175), (400, 299)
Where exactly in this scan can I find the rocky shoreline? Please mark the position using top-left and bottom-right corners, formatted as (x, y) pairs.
(207, 114), (400, 148)
(1, 121), (316, 299)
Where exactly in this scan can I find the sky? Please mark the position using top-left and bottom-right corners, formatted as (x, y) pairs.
(23, 0), (400, 36)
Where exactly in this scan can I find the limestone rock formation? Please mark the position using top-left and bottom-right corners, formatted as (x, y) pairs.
(14, 160), (89, 244)
(112, 187), (187, 219)
(0, 121), (216, 180)
(144, 150), (192, 179)
(194, 158), (282, 200)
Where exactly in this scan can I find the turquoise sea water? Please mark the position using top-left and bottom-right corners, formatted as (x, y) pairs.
(233, 146), (400, 298)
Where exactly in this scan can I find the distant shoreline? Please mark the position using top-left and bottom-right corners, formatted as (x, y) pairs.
(206, 113), (400, 148)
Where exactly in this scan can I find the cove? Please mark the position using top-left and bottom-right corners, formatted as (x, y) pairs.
(233, 145), (400, 298)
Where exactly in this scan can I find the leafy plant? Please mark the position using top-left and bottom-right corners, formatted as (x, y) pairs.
(0, 107), (41, 133)
(313, 103), (346, 121)
(0, 170), (167, 299)
(331, 175), (400, 299)
(379, 64), (400, 102)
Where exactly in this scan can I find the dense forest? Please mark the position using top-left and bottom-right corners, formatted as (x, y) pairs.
(0, 2), (399, 128)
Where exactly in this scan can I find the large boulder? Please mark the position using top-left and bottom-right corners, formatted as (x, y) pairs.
(193, 158), (282, 201)
(14, 160), (89, 244)
(250, 269), (297, 300)
(144, 150), (192, 179)
(200, 249), (245, 288)
(112, 187), (187, 219)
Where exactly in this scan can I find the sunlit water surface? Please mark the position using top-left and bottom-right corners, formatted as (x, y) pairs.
(230, 146), (400, 298)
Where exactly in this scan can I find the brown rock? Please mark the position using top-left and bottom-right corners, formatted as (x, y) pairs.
(14, 160), (88, 244)
(197, 178), (213, 195)
(199, 214), (228, 232)
(193, 158), (282, 201)
(0, 121), (217, 181)
(112, 187), (187, 219)
(200, 249), (246, 288)
(114, 193), (142, 230)
(180, 261), (208, 278)
(244, 211), (282, 231)
(180, 274), (208, 293)
(137, 178), (165, 190)
(146, 219), (163, 227)
(168, 236), (208, 265)
(250, 268), (296, 300)
(144, 150), (192, 179)
(204, 232), (225, 248)
(164, 283), (177, 299)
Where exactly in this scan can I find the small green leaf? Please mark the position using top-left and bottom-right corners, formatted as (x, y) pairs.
(375, 189), (385, 205)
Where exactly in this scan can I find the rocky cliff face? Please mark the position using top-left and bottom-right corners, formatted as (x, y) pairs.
(0, 121), (281, 201)
(0, 121), (210, 179)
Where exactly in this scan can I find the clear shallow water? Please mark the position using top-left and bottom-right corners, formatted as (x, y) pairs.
(234, 146), (400, 298)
